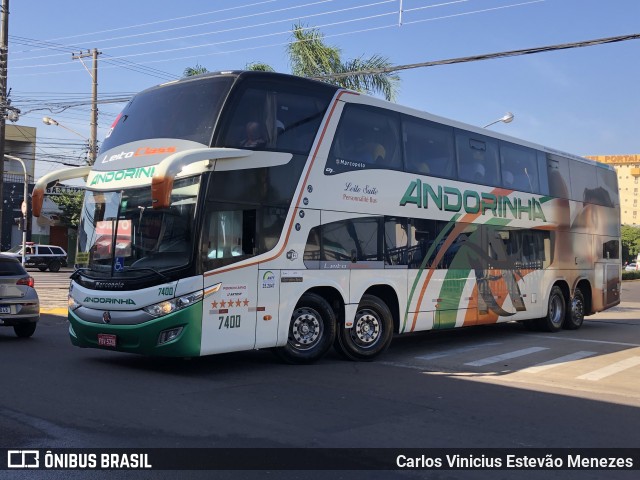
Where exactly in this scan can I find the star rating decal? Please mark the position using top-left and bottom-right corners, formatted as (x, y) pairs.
(211, 298), (251, 309)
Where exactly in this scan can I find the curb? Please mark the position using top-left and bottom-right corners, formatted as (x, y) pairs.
(41, 308), (69, 316)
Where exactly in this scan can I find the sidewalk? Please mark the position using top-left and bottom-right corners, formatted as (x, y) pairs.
(38, 285), (69, 316)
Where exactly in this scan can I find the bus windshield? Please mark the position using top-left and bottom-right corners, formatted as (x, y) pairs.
(100, 76), (233, 151)
(77, 177), (200, 275)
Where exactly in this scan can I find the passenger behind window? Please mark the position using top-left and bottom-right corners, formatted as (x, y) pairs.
(239, 121), (267, 148)
(503, 170), (515, 188)
(473, 162), (485, 182)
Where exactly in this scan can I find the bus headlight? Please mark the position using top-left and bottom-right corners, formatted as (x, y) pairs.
(143, 291), (203, 318)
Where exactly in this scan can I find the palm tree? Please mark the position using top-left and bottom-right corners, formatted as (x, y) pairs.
(286, 23), (399, 101)
(184, 23), (400, 101)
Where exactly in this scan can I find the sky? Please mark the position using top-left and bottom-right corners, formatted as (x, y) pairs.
(7, 0), (640, 179)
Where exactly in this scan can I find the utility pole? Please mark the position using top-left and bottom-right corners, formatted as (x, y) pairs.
(72, 48), (100, 165)
(0, 0), (9, 250)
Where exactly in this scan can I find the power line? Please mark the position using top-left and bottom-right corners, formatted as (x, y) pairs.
(30, 0), (281, 46)
(312, 33), (640, 80)
(7, 0), (543, 78)
(10, 0), (342, 62)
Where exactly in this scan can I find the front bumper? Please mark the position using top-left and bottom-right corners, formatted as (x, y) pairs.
(68, 302), (202, 357)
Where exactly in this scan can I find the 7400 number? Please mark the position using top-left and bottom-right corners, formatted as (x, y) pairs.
(219, 315), (241, 329)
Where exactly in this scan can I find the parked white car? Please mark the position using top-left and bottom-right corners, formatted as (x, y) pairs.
(2, 242), (68, 272)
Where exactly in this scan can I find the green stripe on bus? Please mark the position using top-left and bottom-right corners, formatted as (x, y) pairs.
(402, 213), (460, 333)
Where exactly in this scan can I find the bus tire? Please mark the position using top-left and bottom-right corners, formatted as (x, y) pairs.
(536, 286), (566, 332)
(275, 293), (336, 364)
(334, 294), (393, 361)
(563, 288), (585, 330)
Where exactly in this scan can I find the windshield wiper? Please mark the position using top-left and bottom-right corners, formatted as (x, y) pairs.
(124, 266), (170, 283)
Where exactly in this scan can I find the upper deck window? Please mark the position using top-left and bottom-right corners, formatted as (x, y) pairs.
(100, 76), (233, 152)
(218, 77), (335, 155)
(327, 104), (402, 175)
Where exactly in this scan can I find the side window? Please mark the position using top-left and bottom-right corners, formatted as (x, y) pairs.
(437, 224), (479, 269)
(499, 142), (540, 193)
(569, 160), (599, 203)
(38, 247), (52, 255)
(327, 104), (401, 175)
(408, 218), (438, 269)
(455, 130), (500, 186)
(486, 226), (551, 270)
(200, 207), (256, 271)
(547, 154), (571, 199)
(603, 239), (619, 260)
(321, 217), (381, 262)
(220, 82), (332, 154)
(383, 217), (409, 267)
(536, 151), (550, 196)
(403, 116), (456, 179)
(51, 247), (64, 255)
(595, 166), (617, 207)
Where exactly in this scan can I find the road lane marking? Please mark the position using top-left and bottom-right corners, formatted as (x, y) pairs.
(415, 342), (503, 361)
(464, 347), (548, 367)
(577, 356), (640, 381)
(521, 351), (597, 374)
(523, 334), (640, 348)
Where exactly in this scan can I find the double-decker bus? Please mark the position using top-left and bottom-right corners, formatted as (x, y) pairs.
(33, 71), (621, 363)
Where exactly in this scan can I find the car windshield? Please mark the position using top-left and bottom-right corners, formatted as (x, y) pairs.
(77, 177), (200, 275)
(5, 245), (22, 254)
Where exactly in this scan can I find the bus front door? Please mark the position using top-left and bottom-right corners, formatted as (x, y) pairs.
(201, 267), (258, 355)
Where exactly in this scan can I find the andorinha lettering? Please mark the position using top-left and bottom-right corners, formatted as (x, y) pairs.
(83, 297), (136, 305)
(90, 167), (155, 186)
(100, 146), (176, 164)
(399, 179), (547, 222)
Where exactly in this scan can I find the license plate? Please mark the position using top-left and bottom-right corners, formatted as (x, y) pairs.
(0, 306), (10, 314)
(98, 333), (117, 347)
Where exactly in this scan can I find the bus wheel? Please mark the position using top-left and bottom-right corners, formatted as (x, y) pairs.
(563, 288), (585, 330)
(335, 295), (393, 361)
(536, 286), (566, 332)
(276, 293), (336, 364)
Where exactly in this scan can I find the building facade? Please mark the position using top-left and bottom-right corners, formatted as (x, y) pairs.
(586, 154), (640, 226)
(1, 124), (36, 251)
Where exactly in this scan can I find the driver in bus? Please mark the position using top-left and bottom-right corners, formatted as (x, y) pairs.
(239, 121), (267, 148)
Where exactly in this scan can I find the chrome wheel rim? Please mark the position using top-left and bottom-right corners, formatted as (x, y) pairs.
(549, 294), (564, 327)
(350, 308), (381, 348)
(290, 307), (322, 351)
(571, 295), (584, 324)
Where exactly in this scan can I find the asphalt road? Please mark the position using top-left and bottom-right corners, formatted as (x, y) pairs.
(1, 274), (639, 480)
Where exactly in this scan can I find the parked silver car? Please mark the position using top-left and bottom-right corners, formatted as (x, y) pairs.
(0, 255), (39, 337)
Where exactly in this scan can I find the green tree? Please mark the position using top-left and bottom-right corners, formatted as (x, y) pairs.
(185, 23), (400, 101)
(621, 225), (640, 261)
(286, 23), (399, 101)
(245, 62), (275, 72)
(183, 63), (209, 77)
(52, 191), (83, 229)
